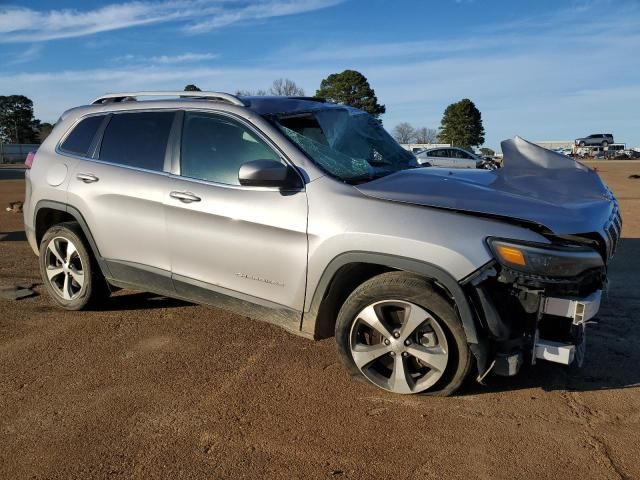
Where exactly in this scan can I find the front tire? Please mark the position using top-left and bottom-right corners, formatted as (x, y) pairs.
(335, 272), (472, 396)
(39, 223), (109, 310)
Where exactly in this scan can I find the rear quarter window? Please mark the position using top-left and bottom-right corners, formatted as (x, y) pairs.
(99, 111), (175, 172)
(59, 115), (105, 156)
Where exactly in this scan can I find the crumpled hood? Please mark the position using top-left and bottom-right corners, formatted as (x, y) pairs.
(356, 137), (615, 235)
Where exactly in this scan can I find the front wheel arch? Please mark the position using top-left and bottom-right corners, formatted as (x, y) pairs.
(302, 252), (481, 345)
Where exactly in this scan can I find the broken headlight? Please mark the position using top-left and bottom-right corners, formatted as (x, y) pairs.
(487, 238), (603, 277)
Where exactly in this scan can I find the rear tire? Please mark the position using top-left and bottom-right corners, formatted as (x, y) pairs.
(39, 222), (110, 310)
(335, 272), (472, 396)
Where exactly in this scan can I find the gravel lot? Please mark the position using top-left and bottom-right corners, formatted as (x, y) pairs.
(1, 162), (639, 479)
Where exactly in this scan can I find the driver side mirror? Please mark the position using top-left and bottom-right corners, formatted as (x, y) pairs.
(238, 159), (299, 188)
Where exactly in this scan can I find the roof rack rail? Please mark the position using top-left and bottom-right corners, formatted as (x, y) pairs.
(91, 91), (246, 106)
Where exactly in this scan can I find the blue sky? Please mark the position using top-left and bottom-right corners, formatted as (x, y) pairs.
(1, 0), (638, 150)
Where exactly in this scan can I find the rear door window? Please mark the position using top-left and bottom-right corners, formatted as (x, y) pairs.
(99, 111), (175, 171)
(453, 149), (473, 159)
(60, 115), (105, 156)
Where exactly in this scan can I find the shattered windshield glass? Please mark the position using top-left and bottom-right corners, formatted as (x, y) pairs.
(273, 107), (417, 182)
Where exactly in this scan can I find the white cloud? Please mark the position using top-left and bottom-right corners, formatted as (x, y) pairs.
(183, 0), (343, 33)
(114, 52), (219, 64)
(7, 43), (42, 65)
(0, 0), (343, 43)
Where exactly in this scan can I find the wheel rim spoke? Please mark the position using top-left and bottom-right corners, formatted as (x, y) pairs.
(351, 343), (391, 368)
(357, 304), (391, 338)
(69, 267), (84, 287)
(389, 354), (412, 394)
(398, 304), (430, 342)
(62, 274), (72, 300)
(50, 240), (65, 264)
(406, 344), (448, 372)
(65, 241), (77, 263)
(46, 265), (64, 281)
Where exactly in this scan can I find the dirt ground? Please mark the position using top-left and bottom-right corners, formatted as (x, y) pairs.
(1, 162), (639, 480)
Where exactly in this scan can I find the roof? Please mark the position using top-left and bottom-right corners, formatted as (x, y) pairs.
(239, 96), (339, 115)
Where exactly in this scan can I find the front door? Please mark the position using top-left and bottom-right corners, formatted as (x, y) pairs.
(165, 111), (308, 316)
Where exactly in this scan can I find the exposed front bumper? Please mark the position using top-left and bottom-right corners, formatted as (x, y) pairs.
(541, 290), (601, 326)
(533, 290), (600, 366)
(467, 263), (606, 377)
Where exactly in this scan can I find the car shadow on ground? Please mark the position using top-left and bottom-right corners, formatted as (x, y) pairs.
(0, 231), (27, 242)
(98, 291), (193, 311)
(462, 238), (640, 395)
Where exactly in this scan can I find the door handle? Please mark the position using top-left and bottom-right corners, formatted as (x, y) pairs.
(170, 191), (201, 203)
(76, 173), (99, 183)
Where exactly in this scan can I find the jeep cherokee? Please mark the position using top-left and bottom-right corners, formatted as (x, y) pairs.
(23, 91), (621, 395)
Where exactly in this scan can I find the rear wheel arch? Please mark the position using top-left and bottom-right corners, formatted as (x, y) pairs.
(34, 200), (111, 278)
(303, 252), (480, 344)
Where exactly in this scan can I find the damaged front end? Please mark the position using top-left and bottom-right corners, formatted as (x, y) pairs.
(464, 203), (622, 380)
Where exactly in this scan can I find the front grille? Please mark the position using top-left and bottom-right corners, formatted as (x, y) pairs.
(603, 200), (622, 260)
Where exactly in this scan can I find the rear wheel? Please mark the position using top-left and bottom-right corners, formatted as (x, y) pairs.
(335, 272), (472, 396)
(39, 223), (109, 310)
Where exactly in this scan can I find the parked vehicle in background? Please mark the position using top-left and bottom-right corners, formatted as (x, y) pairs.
(415, 147), (492, 169)
(553, 147), (574, 157)
(575, 133), (614, 147)
(605, 144), (626, 157)
(577, 144), (626, 159)
(23, 91), (621, 396)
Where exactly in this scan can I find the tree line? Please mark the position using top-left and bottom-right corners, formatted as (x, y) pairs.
(392, 99), (485, 149)
(188, 69), (386, 119)
(2, 69), (485, 150)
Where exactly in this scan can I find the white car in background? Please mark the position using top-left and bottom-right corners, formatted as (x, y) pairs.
(415, 147), (497, 169)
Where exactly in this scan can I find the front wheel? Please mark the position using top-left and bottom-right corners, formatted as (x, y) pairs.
(335, 272), (472, 396)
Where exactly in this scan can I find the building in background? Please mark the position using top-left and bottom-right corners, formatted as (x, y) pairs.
(0, 144), (39, 164)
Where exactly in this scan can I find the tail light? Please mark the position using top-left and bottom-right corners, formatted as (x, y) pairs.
(25, 151), (36, 169)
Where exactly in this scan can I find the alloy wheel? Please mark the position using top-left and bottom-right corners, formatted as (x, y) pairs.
(44, 236), (85, 300)
(349, 300), (449, 394)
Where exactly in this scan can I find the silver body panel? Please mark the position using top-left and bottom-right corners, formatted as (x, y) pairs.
(68, 160), (172, 272)
(165, 175), (308, 310)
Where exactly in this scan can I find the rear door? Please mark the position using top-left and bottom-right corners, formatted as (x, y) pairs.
(451, 149), (478, 168)
(165, 111), (308, 313)
(67, 110), (176, 289)
(427, 149), (448, 167)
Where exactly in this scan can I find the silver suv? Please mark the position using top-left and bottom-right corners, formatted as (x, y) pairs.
(575, 133), (614, 147)
(24, 91), (621, 395)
